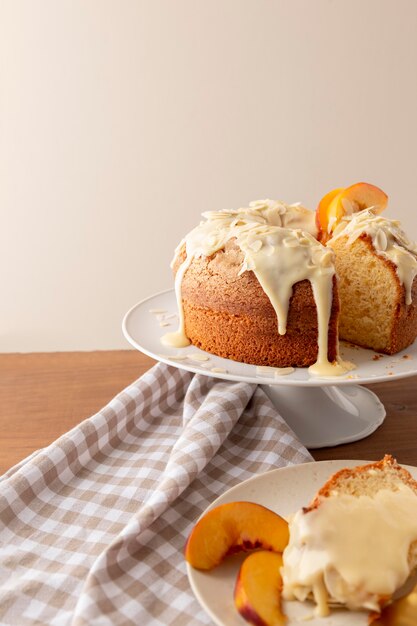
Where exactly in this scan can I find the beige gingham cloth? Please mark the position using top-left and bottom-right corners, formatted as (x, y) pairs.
(0, 362), (312, 625)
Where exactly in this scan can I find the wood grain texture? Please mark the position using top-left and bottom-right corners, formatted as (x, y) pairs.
(313, 377), (417, 466)
(0, 351), (416, 474)
(0, 351), (155, 474)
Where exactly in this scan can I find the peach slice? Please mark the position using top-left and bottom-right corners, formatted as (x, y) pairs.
(315, 186), (344, 238)
(235, 551), (286, 626)
(184, 501), (289, 570)
(317, 182), (388, 243)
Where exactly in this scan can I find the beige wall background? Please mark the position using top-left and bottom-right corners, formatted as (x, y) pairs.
(1, 0), (417, 352)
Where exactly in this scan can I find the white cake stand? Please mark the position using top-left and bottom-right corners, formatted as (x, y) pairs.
(122, 289), (417, 449)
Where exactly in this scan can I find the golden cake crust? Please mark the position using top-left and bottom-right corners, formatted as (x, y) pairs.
(305, 455), (417, 513)
(174, 240), (339, 367)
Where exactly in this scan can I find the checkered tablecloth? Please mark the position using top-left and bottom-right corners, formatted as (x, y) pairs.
(0, 362), (312, 625)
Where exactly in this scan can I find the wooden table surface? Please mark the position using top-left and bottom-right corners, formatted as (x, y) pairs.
(1, 350), (416, 474)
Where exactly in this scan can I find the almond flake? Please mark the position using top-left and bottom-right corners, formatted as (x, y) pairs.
(327, 215), (337, 232)
(374, 229), (388, 251)
(188, 354), (210, 362)
(283, 237), (299, 248)
(158, 354), (187, 361)
(238, 262), (248, 276)
(274, 367), (295, 377)
(248, 239), (262, 252)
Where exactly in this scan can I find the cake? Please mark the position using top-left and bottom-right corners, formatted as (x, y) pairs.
(328, 210), (417, 354)
(282, 455), (417, 616)
(162, 200), (343, 375)
(162, 184), (417, 375)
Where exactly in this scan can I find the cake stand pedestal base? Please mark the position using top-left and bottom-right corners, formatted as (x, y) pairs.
(262, 384), (386, 449)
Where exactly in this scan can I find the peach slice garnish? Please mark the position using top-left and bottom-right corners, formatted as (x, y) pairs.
(235, 551), (286, 626)
(184, 501), (289, 570)
(316, 186), (344, 239)
(317, 182), (388, 243)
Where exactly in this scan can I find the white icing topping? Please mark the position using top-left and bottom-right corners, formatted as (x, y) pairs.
(163, 199), (353, 376)
(282, 485), (417, 615)
(201, 199), (318, 237)
(330, 209), (417, 305)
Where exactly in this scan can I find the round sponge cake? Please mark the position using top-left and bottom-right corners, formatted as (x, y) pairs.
(173, 238), (339, 368)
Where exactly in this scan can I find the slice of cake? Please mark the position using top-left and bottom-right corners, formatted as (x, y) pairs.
(328, 210), (417, 354)
(282, 456), (417, 616)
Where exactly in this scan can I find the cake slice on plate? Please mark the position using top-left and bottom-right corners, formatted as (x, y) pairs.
(282, 455), (417, 616)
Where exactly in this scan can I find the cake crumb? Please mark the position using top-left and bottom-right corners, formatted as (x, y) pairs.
(403, 354), (411, 359)
(149, 308), (167, 314)
(372, 354), (383, 361)
(211, 367), (227, 374)
(343, 342), (359, 350)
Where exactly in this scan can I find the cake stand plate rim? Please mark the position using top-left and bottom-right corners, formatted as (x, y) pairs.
(122, 289), (417, 388)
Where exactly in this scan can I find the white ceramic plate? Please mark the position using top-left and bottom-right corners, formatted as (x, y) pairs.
(187, 460), (417, 626)
(122, 289), (417, 387)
